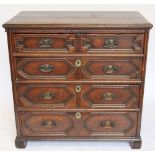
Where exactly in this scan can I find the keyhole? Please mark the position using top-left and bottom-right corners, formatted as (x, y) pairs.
(75, 85), (81, 92)
(75, 59), (81, 67)
(75, 112), (81, 119)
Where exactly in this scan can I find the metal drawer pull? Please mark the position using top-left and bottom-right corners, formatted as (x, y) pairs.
(102, 93), (118, 100)
(75, 85), (81, 93)
(75, 112), (82, 119)
(100, 120), (115, 128)
(39, 39), (53, 48)
(41, 92), (55, 100)
(42, 120), (57, 127)
(16, 39), (23, 48)
(39, 64), (53, 73)
(75, 59), (81, 67)
(104, 39), (118, 48)
(103, 65), (118, 74)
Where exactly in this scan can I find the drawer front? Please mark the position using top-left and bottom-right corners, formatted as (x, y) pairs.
(16, 58), (76, 80)
(13, 34), (76, 53)
(81, 57), (142, 81)
(12, 33), (144, 54)
(16, 84), (76, 109)
(20, 112), (137, 137)
(16, 84), (139, 109)
(16, 57), (142, 81)
(81, 85), (140, 109)
(20, 112), (78, 137)
(81, 112), (137, 137)
(82, 34), (144, 53)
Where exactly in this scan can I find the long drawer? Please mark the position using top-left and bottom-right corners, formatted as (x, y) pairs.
(13, 33), (144, 54)
(15, 57), (142, 81)
(20, 111), (138, 137)
(16, 83), (140, 109)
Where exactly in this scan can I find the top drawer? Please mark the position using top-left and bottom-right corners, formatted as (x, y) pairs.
(13, 34), (76, 53)
(12, 33), (144, 54)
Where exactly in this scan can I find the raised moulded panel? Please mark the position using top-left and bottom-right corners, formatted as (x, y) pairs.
(16, 84), (75, 109)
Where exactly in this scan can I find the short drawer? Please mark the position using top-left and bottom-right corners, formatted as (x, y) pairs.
(82, 33), (144, 53)
(16, 58), (76, 80)
(20, 111), (138, 137)
(81, 57), (142, 81)
(13, 34), (76, 53)
(16, 84), (76, 109)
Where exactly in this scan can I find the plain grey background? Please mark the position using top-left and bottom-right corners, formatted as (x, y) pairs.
(0, 4), (155, 150)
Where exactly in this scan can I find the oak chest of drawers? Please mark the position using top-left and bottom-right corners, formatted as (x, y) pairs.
(3, 11), (152, 149)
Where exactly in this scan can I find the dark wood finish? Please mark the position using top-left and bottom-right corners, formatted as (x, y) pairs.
(3, 11), (152, 149)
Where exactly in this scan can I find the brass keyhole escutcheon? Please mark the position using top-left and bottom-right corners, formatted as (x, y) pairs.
(75, 59), (81, 67)
(75, 112), (81, 119)
(75, 85), (81, 93)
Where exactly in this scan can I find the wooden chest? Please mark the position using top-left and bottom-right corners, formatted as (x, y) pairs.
(3, 11), (152, 149)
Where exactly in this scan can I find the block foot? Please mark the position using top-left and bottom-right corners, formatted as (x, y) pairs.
(130, 139), (142, 149)
(15, 137), (27, 148)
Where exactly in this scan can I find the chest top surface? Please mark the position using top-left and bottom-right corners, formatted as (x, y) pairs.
(3, 11), (152, 29)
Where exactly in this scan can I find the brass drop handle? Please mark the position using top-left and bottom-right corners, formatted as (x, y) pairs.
(39, 39), (53, 48)
(103, 65), (118, 74)
(104, 39), (118, 48)
(75, 85), (81, 93)
(39, 64), (53, 73)
(42, 120), (57, 127)
(102, 93), (118, 100)
(75, 59), (81, 67)
(41, 92), (55, 100)
(75, 112), (82, 119)
(100, 120), (115, 128)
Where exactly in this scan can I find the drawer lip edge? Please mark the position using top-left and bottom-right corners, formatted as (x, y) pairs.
(12, 53), (144, 57)
(14, 80), (142, 84)
(17, 108), (140, 112)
